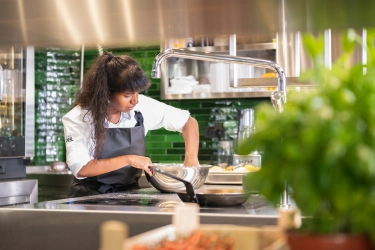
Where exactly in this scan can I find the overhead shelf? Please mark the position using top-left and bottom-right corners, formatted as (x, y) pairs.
(184, 43), (277, 53)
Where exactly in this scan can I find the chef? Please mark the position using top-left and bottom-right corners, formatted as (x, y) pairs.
(62, 52), (199, 198)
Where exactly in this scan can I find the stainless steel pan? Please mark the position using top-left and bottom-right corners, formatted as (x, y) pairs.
(149, 166), (251, 207)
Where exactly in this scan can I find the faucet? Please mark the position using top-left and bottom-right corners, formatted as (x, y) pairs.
(151, 48), (287, 111)
(151, 48), (289, 208)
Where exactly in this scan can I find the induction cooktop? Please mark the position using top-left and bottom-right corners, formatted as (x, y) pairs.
(65, 197), (163, 206)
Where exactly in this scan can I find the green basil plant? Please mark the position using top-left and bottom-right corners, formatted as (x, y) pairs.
(239, 29), (375, 241)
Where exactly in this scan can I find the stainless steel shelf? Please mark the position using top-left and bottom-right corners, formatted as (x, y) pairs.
(184, 43), (277, 53)
(238, 77), (316, 88)
(161, 77), (317, 100)
(161, 90), (274, 100)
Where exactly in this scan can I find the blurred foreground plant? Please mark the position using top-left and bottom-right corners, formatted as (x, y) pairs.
(239, 29), (375, 240)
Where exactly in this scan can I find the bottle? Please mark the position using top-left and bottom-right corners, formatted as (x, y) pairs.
(235, 108), (255, 153)
(217, 141), (233, 168)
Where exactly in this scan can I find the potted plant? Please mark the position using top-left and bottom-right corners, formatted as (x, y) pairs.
(239, 29), (375, 249)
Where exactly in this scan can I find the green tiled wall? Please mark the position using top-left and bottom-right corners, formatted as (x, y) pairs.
(33, 46), (271, 165)
(34, 48), (81, 165)
(86, 47), (270, 165)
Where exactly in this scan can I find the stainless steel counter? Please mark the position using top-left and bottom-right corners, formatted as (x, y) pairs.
(16, 185), (277, 215)
(0, 185), (282, 250)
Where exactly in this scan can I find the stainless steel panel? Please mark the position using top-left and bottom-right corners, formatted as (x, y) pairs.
(25, 46), (35, 158)
(284, 0), (375, 32)
(0, 46), (26, 158)
(0, 0), (373, 48)
(0, 0), (280, 47)
(0, 205), (277, 250)
(0, 179), (38, 206)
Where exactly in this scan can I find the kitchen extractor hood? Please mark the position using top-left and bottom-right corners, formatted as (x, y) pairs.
(0, 0), (281, 48)
(0, 0), (374, 48)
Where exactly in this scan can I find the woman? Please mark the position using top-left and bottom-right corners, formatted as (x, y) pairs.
(63, 52), (199, 198)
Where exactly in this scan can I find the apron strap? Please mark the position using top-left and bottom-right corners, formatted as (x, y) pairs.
(134, 111), (144, 127)
(98, 184), (114, 194)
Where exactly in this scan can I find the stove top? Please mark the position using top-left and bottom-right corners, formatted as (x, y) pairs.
(45, 188), (276, 215)
(61, 188), (182, 207)
(65, 197), (166, 206)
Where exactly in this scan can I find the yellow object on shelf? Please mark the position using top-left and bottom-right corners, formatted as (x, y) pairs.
(244, 164), (261, 172)
(262, 72), (277, 78)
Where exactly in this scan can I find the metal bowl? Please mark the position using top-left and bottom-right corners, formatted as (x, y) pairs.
(145, 164), (212, 193)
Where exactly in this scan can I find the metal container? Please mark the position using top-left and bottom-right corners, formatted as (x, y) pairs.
(177, 189), (251, 207)
(146, 164), (211, 193)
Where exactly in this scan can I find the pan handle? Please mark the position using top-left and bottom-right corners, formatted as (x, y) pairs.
(149, 166), (199, 203)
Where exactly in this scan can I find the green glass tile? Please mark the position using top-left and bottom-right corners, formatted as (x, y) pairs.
(167, 149), (185, 154)
(146, 142), (172, 148)
(147, 84), (159, 91)
(194, 113), (210, 120)
(151, 155), (182, 162)
(172, 142), (184, 148)
(150, 79), (160, 85)
(147, 129), (175, 135)
(197, 121), (210, 128)
(145, 148), (166, 154)
(145, 89), (161, 97)
(198, 153), (214, 159)
(188, 108), (211, 114)
(179, 102), (202, 109)
(145, 135), (166, 141)
(128, 51), (147, 58)
(197, 148), (215, 154)
(199, 141), (214, 148)
(165, 135), (184, 142)
(168, 102), (181, 108)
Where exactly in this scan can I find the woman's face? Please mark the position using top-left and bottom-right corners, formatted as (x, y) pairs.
(108, 92), (139, 113)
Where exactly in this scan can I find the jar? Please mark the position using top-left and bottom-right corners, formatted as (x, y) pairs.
(217, 141), (233, 168)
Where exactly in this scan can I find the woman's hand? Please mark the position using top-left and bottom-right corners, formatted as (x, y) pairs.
(128, 155), (154, 176)
(77, 155), (154, 177)
(183, 155), (200, 167)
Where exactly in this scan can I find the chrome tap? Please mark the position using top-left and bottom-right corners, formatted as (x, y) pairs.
(151, 48), (289, 208)
(151, 48), (287, 111)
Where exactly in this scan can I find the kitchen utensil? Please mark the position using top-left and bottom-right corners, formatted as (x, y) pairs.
(145, 164), (211, 193)
(150, 166), (199, 203)
(177, 189), (250, 207)
(149, 166), (251, 207)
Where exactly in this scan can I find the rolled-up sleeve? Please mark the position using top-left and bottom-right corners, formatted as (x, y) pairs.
(62, 107), (92, 179)
(137, 95), (190, 133)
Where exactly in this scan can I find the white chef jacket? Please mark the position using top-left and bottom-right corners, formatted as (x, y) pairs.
(62, 94), (190, 179)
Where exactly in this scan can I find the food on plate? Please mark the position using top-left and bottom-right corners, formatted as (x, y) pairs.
(209, 166), (223, 172)
(130, 230), (235, 250)
(233, 166), (247, 172)
(244, 164), (261, 172)
(210, 164), (261, 172)
(225, 165), (234, 171)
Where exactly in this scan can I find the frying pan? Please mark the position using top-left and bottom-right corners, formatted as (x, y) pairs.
(149, 166), (251, 207)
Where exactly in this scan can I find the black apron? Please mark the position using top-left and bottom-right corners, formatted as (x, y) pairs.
(67, 111), (145, 198)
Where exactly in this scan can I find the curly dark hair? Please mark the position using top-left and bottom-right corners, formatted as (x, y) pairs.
(74, 52), (150, 158)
